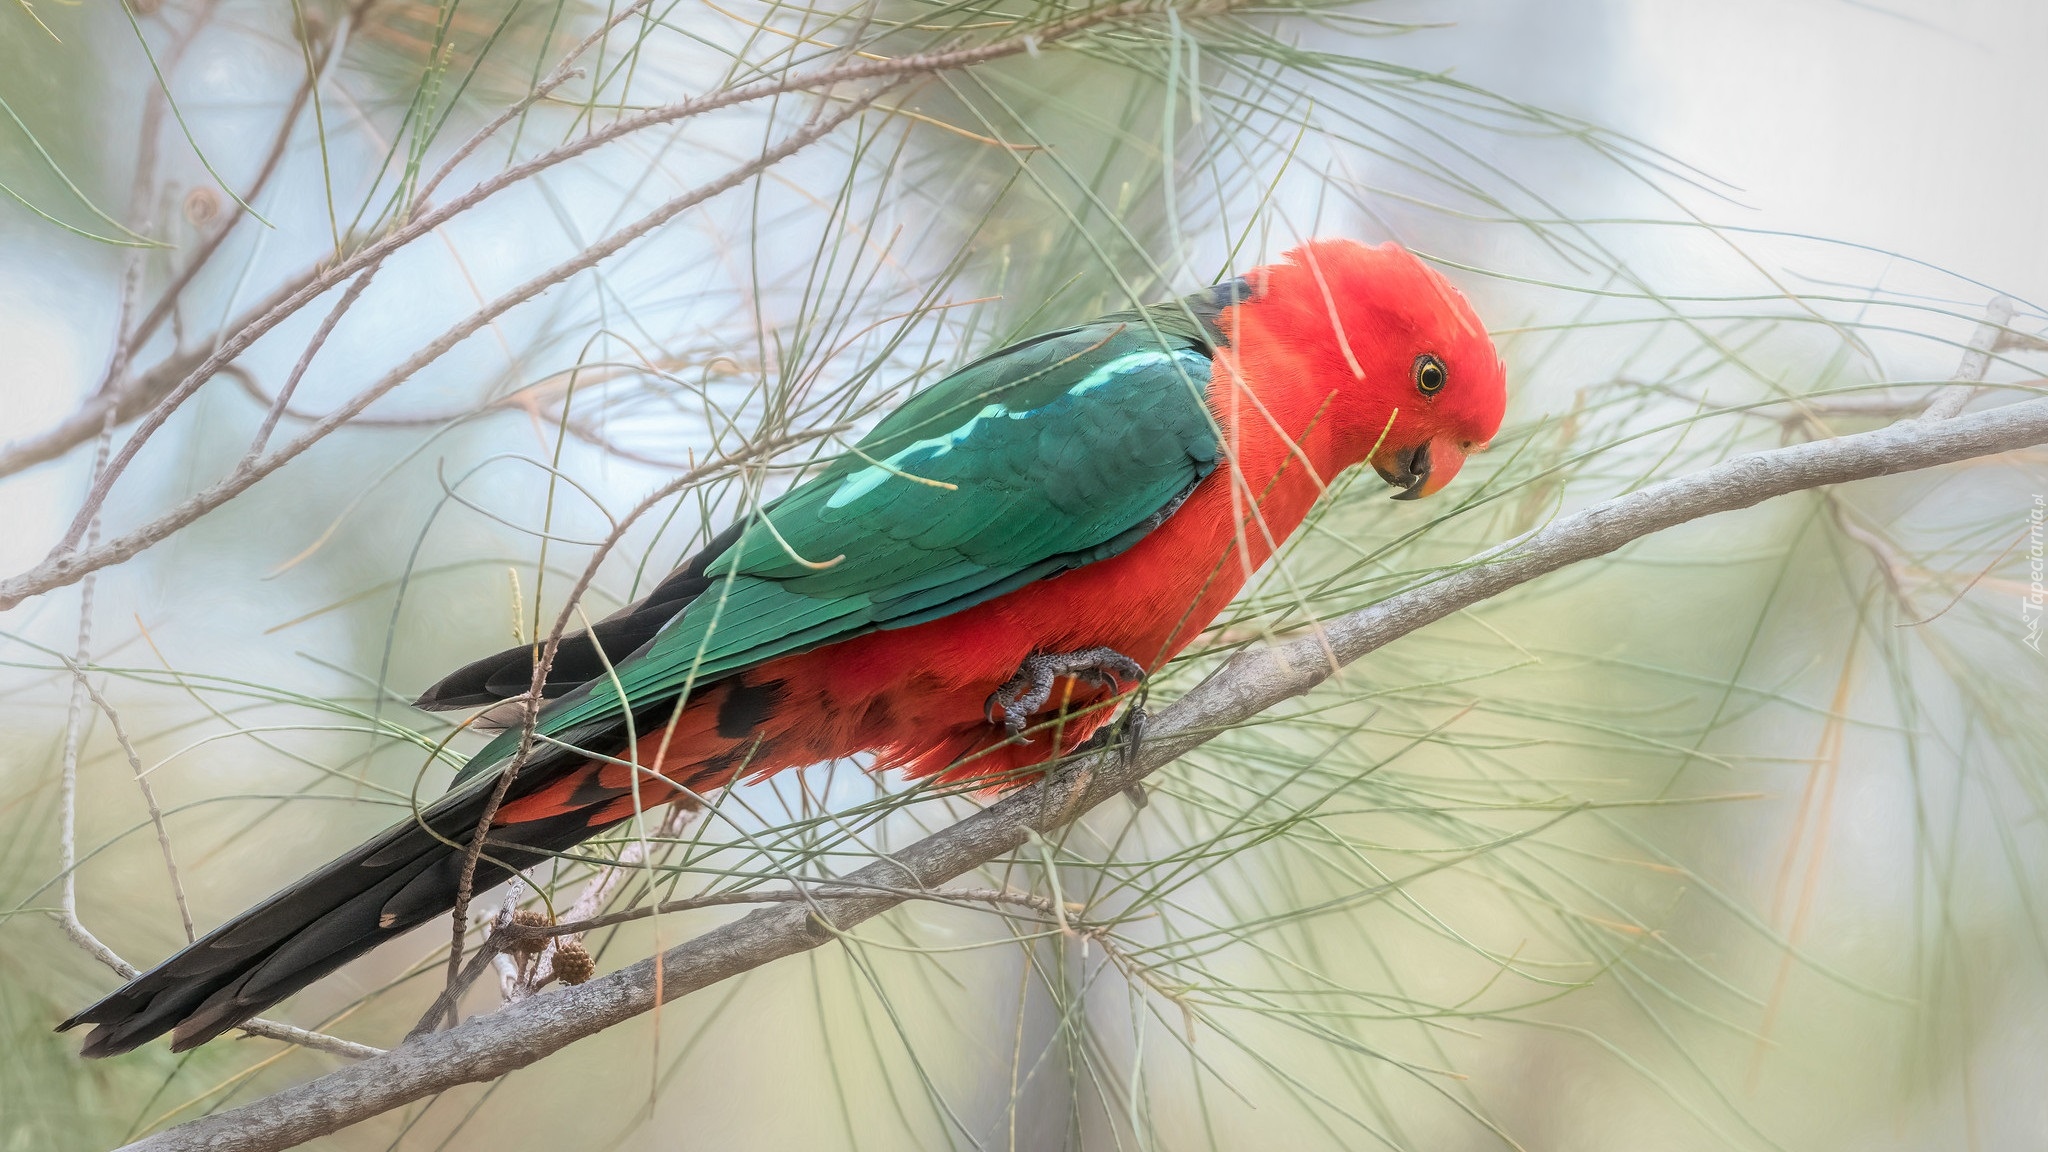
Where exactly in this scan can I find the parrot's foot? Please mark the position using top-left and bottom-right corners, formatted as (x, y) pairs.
(985, 647), (1146, 738)
(1074, 699), (1149, 771)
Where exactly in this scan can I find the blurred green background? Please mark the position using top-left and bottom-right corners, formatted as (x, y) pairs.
(3, 1), (2046, 1149)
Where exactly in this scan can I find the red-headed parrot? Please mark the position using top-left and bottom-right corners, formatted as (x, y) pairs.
(63, 238), (1508, 1055)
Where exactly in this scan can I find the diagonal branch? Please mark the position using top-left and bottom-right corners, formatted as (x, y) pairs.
(120, 395), (2048, 1152)
(0, 271), (323, 479)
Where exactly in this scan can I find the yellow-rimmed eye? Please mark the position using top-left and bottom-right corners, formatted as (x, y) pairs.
(1413, 353), (1447, 396)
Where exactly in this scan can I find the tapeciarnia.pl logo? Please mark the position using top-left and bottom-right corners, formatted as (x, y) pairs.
(2026, 495), (2045, 653)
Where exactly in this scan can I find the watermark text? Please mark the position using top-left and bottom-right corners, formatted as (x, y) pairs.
(2025, 495), (2044, 653)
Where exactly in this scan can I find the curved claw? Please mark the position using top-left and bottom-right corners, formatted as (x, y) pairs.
(984, 646), (1147, 738)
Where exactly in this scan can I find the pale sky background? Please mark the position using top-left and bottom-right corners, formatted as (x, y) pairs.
(1623, 0), (2046, 302)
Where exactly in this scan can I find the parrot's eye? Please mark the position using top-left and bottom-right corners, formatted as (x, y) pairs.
(1413, 353), (1447, 396)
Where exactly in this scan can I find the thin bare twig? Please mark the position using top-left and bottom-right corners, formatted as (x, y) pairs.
(406, 940), (506, 1043)
(1920, 296), (2016, 420)
(1824, 295), (2018, 612)
(237, 1021), (386, 1062)
(56, 427), (125, 976)
(437, 741), (532, 1031)
(0, 270), (321, 479)
(74, 673), (194, 943)
(247, 265), (383, 457)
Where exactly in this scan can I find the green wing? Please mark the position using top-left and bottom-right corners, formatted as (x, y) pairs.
(463, 290), (1236, 773)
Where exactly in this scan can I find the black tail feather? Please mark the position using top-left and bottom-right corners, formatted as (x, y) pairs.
(58, 783), (608, 1057)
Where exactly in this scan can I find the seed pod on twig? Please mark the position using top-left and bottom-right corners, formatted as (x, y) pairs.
(504, 909), (552, 958)
(552, 940), (594, 985)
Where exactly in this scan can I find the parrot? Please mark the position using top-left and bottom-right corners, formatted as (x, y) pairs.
(61, 237), (1508, 1057)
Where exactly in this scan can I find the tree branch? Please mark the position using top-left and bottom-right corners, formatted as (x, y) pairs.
(0, 271), (321, 479)
(1921, 296), (2016, 420)
(118, 394), (2048, 1152)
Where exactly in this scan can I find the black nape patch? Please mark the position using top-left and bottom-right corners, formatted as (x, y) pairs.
(716, 678), (786, 738)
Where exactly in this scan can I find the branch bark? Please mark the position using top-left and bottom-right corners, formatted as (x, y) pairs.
(119, 394), (2048, 1152)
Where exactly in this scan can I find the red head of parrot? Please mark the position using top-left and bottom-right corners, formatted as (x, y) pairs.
(1225, 238), (1508, 500)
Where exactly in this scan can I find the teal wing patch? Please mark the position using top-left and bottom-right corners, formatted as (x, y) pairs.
(462, 296), (1232, 774)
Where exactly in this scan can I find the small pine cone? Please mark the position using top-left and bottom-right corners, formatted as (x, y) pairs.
(504, 909), (552, 958)
(552, 939), (595, 985)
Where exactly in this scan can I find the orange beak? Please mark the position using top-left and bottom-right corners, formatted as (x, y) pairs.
(1373, 438), (1468, 500)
